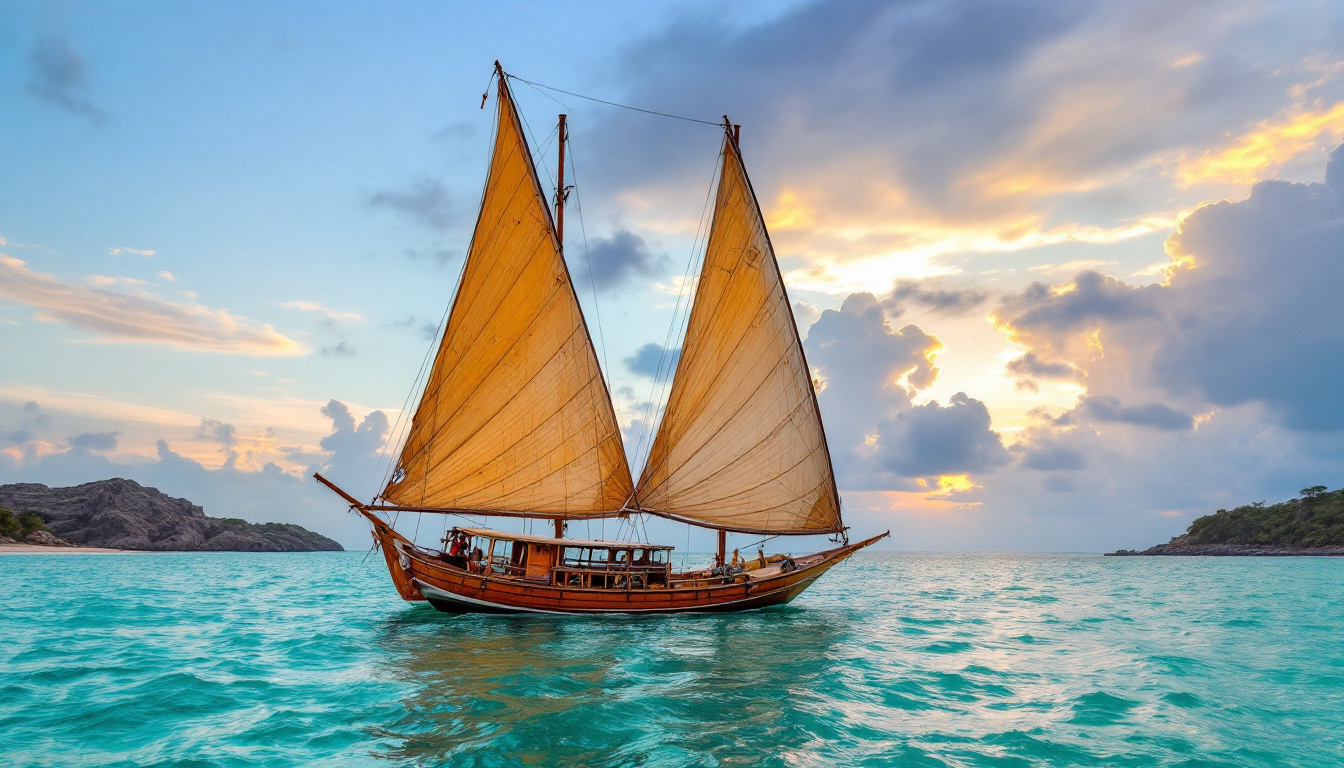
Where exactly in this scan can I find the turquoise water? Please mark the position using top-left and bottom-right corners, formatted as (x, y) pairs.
(2, 552), (1342, 767)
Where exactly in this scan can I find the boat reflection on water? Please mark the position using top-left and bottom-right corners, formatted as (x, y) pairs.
(370, 606), (850, 765)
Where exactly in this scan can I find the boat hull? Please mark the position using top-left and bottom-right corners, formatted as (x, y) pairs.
(361, 510), (886, 615)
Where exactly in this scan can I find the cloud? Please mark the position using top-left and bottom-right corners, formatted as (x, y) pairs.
(1064, 396), (1192, 431)
(110, 247), (155, 258)
(1006, 351), (1079, 383)
(26, 37), (109, 125)
(1017, 436), (1087, 471)
(322, 341), (356, 357)
(1178, 102), (1344, 186)
(805, 292), (1006, 486)
(196, 419), (238, 467)
(995, 143), (1344, 433)
(1149, 144), (1344, 430)
(624, 342), (679, 378)
(581, 1), (1344, 294)
(0, 256), (303, 356)
(993, 270), (1162, 344)
(280, 300), (365, 325)
(874, 393), (1010, 478)
(23, 401), (51, 425)
(67, 431), (119, 451)
(385, 314), (440, 341)
(882, 280), (991, 317)
(578, 230), (668, 291)
(319, 400), (389, 490)
(367, 179), (455, 231)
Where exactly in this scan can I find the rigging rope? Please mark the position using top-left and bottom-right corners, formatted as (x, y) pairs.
(506, 74), (722, 127)
(629, 141), (724, 472)
(372, 72), (500, 513)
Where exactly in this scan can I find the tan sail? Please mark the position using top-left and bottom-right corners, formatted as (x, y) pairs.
(381, 75), (633, 518)
(635, 133), (843, 535)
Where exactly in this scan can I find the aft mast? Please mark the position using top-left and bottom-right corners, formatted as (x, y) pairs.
(634, 118), (844, 538)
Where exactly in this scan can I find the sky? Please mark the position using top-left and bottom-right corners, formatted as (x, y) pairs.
(3, 0), (1344, 553)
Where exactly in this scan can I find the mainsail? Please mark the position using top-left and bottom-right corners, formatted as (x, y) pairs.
(381, 75), (634, 518)
(635, 132), (843, 535)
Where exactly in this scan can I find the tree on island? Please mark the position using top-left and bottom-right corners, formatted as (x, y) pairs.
(0, 507), (46, 540)
(1180, 486), (1344, 548)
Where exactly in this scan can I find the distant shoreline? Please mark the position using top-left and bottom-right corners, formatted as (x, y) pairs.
(0, 543), (147, 555)
(1107, 544), (1344, 557)
(0, 543), (348, 555)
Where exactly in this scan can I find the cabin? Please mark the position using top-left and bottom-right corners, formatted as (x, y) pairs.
(439, 527), (675, 589)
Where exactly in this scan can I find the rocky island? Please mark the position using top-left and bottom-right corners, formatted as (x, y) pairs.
(1109, 486), (1344, 556)
(0, 478), (342, 551)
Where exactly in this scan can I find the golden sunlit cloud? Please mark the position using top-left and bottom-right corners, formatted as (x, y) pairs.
(936, 474), (977, 494)
(0, 255), (304, 356)
(1177, 101), (1344, 186)
(781, 213), (1184, 294)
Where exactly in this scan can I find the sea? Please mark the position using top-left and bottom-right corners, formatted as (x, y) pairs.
(2, 551), (1341, 767)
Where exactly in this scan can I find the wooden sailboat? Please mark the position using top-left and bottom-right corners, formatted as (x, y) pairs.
(316, 63), (887, 614)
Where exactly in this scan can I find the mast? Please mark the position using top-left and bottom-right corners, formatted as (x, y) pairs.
(554, 111), (568, 540)
(377, 66), (634, 521)
(633, 118), (844, 536)
(555, 114), (568, 247)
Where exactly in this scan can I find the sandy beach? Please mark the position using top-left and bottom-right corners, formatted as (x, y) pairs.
(0, 543), (145, 555)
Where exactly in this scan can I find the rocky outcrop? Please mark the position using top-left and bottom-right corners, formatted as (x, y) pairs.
(24, 530), (72, 547)
(0, 478), (342, 552)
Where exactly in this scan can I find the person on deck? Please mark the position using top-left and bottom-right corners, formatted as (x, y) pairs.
(757, 548), (767, 569)
(730, 549), (743, 572)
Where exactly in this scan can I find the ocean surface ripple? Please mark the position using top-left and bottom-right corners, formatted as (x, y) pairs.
(2, 552), (1342, 767)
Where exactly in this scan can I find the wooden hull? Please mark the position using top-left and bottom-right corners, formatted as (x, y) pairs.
(361, 510), (886, 615)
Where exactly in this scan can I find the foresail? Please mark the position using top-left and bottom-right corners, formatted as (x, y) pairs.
(381, 76), (633, 517)
(635, 135), (842, 535)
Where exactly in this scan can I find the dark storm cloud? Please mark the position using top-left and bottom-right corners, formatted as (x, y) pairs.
(67, 431), (119, 451)
(577, 230), (668, 291)
(367, 179), (456, 231)
(26, 36), (109, 125)
(624, 342), (679, 378)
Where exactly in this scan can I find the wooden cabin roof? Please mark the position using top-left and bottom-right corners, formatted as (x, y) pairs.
(453, 526), (675, 550)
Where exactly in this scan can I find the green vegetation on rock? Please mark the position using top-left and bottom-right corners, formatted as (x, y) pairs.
(0, 507), (46, 540)
(1180, 486), (1344, 548)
